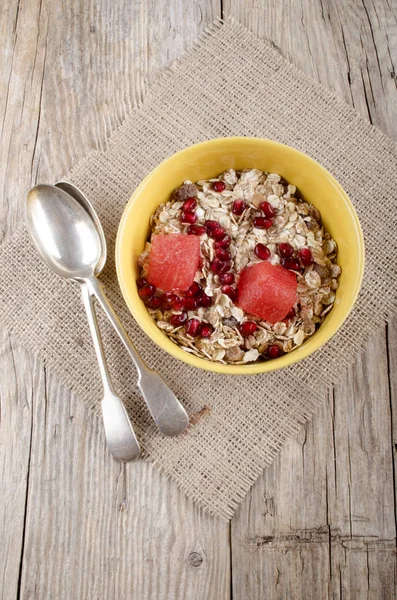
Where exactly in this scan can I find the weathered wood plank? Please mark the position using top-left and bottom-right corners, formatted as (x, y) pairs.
(224, 0), (397, 136)
(1, 0), (396, 598)
(15, 369), (229, 599)
(0, 333), (35, 599)
(0, 1), (231, 599)
(227, 0), (397, 597)
(231, 332), (396, 600)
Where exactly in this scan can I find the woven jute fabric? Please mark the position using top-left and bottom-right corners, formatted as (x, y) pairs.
(1, 20), (397, 520)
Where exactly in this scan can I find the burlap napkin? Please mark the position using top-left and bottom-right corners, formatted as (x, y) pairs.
(1, 20), (397, 519)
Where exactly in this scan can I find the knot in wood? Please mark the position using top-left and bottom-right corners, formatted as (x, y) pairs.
(188, 551), (203, 567)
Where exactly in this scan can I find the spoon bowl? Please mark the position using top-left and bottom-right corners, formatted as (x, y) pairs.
(55, 181), (107, 274)
(27, 184), (101, 281)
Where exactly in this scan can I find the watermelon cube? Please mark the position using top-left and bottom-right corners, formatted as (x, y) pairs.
(147, 233), (201, 292)
(237, 262), (297, 323)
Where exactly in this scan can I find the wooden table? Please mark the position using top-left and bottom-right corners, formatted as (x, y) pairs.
(1, 1), (396, 598)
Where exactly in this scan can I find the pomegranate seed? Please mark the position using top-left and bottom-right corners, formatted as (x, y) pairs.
(185, 318), (202, 337)
(184, 297), (199, 310)
(170, 312), (187, 327)
(182, 197), (197, 212)
(210, 258), (222, 273)
(161, 293), (177, 309)
(285, 307), (296, 319)
(212, 181), (226, 192)
(146, 296), (162, 309)
(239, 321), (258, 336)
(260, 201), (276, 218)
(210, 227), (226, 241)
(221, 284), (237, 301)
(187, 224), (206, 236)
(281, 258), (300, 271)
(210, 258), (230, 274)
(278, 243), (294, 258)
(214, 235), (231, 248)
(216, 247), (231, 261)
(253, 217), (273, 229)
(219, 272), (235, 284)
(219, 261), (231, 275)
(186, 282), (202, 297)
(138, 284), (156, 300)
(198, 292), (212, 308)
(200, 323), (214, 338)
(205, 219), (219, 231)
(232, 199), (246, 215)
(255, 243), (271, 260)
(268, 344), (282, 359)
(136, 277), (148, 289)
(180, 211), (197, 224)
(299, 247), (314, 266)
(170, 296), (186, 311)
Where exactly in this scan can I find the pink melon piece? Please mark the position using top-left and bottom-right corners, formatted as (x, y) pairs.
(237, 262), (297, 324)
(147, 233), (201, 292)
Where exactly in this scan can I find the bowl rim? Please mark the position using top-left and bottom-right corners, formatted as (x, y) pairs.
(116, 137), (365, 375)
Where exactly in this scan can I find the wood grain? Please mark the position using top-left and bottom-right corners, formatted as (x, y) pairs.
(0, 1), (230, 599)
(225, 1), (397, 598)
(11, 348), (229, 599)
(1, 0), (396, 598)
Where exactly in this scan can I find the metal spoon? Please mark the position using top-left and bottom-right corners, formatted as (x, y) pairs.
(53, 182), (187, 437)
(54, 180), (107, 274)
(26, 185), (189, 454)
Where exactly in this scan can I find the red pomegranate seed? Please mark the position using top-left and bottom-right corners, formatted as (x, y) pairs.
(210, 258), (222, 273)
(170, 312), (187, 327)
(232, 199), (246, 215)
(219, 272), (235, 284)
(161, 293), (177, 309)
(214, 235), (231, 248)
(210, 227), (226, 241)
(182, 197), (197, 212)
(184, 297), (199, 310)
(221, 284), (238, 301)
(186, 282), (202, 297)
(146, 296), (162, 309)
(170, 296), (186, 311)
(185, 318), (202, 337)
(198, 292), (212, 308)
(180, 211), (197, 224)
(210, 258), (230, 274)
(138, 284), (156, 300)
(253, 217), (273, 229)
(212, 181), (226, 192)
(216, 247), (231, 261)
(205, 219), (219, 231)
(260, 201), (276, 218)
(219, 261), (231, 275)
(254, 243), (271, 260)
(200, 323), (214, 338)
(268, 344), (282, 359)
(136, 277), (148, 289)
(278, 243), (294, 258)
(299, 247), (314, 266)
(238, 321), (258, 336)
(281, 258), (300, 271)
(187, 224), (206, 236)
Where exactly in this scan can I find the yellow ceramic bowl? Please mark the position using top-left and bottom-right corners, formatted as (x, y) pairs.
(116, 138), (364, 375)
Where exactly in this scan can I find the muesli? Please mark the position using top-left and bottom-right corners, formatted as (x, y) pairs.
(136, 169), (341, 365)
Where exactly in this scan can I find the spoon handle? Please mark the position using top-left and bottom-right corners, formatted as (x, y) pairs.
(86, 277), (189, 437)
(80, 283), (140, 462)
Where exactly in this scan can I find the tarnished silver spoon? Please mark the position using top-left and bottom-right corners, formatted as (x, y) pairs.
(26, 184), (189, 460)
